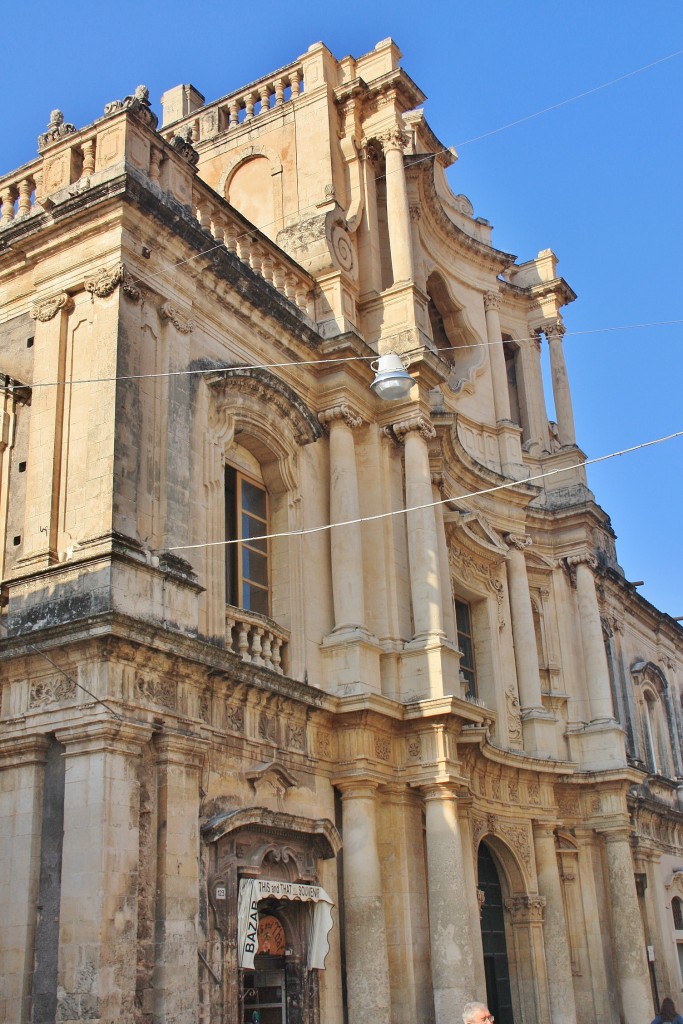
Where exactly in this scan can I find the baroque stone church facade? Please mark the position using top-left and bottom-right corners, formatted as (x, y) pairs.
(0, 37), (681, 1024)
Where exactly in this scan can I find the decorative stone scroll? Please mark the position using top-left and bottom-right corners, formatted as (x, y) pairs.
(29, 292), (74, 322)
(38, 109), (77, 150)
(392, 415), (436, 444)
(103, 84), (158, 129)
(84, 263), (140, 301)
(159, 301), (196, 334)
(483, 290), (501, 312)
(505, 684), (523, 744)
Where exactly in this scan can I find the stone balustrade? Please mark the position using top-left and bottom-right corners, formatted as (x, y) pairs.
(192, 179), (315, 316)
(0, 165), (40, 225)
(225, 605), (289, 676)
(0, 107), (315, 322)
(164, 63), (304, 145)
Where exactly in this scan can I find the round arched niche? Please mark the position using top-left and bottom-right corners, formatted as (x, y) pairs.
(426, 270), (485, 392)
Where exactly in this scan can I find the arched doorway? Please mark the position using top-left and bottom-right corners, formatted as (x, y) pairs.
(478, 842), (514, 1024)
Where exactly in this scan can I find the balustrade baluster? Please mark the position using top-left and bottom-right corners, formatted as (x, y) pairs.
(237, 622), (250, 662)
(295, 284), (308, 310)
(290, 71), (301, 97)
(251, 627), (264, 666)
(261, 255), (274, 284)
(274, 79), (285, 107)
(1, 186), (16, 223)
(284, 274), (297, 301)
(260, 86), (271, 115)
(236, 235), (251, 263)
(229, 100), (240, 128)
(272, 263), (286, 294)
(225, 230), (238, 254)
(82, 139), (96, 177)
(261, 632), (273, 669)
(249, 246), (263, 275)
(245, 93), (256, 122)
(271, 638), (283, 675)
(17, 179), (32, 218)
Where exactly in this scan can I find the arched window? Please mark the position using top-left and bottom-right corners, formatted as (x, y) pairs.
(673, 896), (683, 931)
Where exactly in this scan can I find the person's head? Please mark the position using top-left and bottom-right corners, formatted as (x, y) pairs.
(660, 997), (678, 1022)
(463, 1002), (494, 1024)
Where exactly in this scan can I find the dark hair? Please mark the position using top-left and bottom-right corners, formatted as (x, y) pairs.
(661, 997), (678, 1022)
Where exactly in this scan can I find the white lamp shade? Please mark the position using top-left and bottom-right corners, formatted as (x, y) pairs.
(370, 353), (414, 401)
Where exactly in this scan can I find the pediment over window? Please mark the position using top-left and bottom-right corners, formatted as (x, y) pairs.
(444, 509), (507, 563)
(205, 365), (323, 451)
(202, 806), (342, 860)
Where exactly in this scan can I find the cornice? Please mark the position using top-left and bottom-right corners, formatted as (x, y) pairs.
(406, 154), (516, 273)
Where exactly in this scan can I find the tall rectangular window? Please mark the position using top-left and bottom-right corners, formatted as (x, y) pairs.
(225, 466), (270, 616)
(455, 598), (477, 699)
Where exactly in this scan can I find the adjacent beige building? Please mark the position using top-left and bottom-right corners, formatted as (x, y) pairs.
(0, 38), (681, 1024)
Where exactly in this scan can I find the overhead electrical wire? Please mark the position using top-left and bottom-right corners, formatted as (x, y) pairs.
(168, 428), (683, 553)
(9, 317), (682, 393)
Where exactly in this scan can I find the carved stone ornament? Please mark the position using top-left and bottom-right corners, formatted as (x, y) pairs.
(159, 301), (195, 334)
(103, 84), (158, 129)
(85, 263), (140, 301)
(506, 685), (523, 744)
(169, 127), (200, 167)
(38, 109), (77, 150)
(30, 676), (77, 708)
(393, 415), (436, 444)
(542, 319), (566, 342)
(318, 403), (362, 430)
(374, 735), (391, 762)
(380, 126), (410, 153)
(29, 292), (74, 322)
(505, 893), (546, 924)
(505, 532), (532, 552)
(477, 888), (486, 917)
(135, 673), (177, 710)
(483, 290), (501, 312)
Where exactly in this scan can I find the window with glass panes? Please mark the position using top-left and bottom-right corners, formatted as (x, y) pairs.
(225, 466), (270, 616)
(455, 598), (477, 699)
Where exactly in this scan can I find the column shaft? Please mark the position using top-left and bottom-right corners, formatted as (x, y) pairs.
(339, 783), (391, 1024)
(423, 787), (477, 1024)
(505, 541), (543, 709)
(519, 336), (549, 452)
(382, 130), (414, 284)
(533, 824), (577, 1024)
(433, 478), (456, 644)
(602, 829), (653, 1024)
(484, 294), (512, 422)
(545, 323), (576, 446)
(573, 559), (614, 721)
(403, 426), (443, 638)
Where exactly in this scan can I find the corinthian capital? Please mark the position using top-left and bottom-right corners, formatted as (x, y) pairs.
(505, 532), (532, 552)
(318, 403), (363, 430)
(379, 126), (409, 153)
(542, 319), (566, 342)
(484, 290), (501, 312)
(392, 415), (436, 443)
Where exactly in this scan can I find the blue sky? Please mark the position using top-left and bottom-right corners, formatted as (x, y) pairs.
(3, 1), (682, 616)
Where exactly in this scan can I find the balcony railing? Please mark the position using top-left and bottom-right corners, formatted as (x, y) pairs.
(225, 605), (289, 676)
